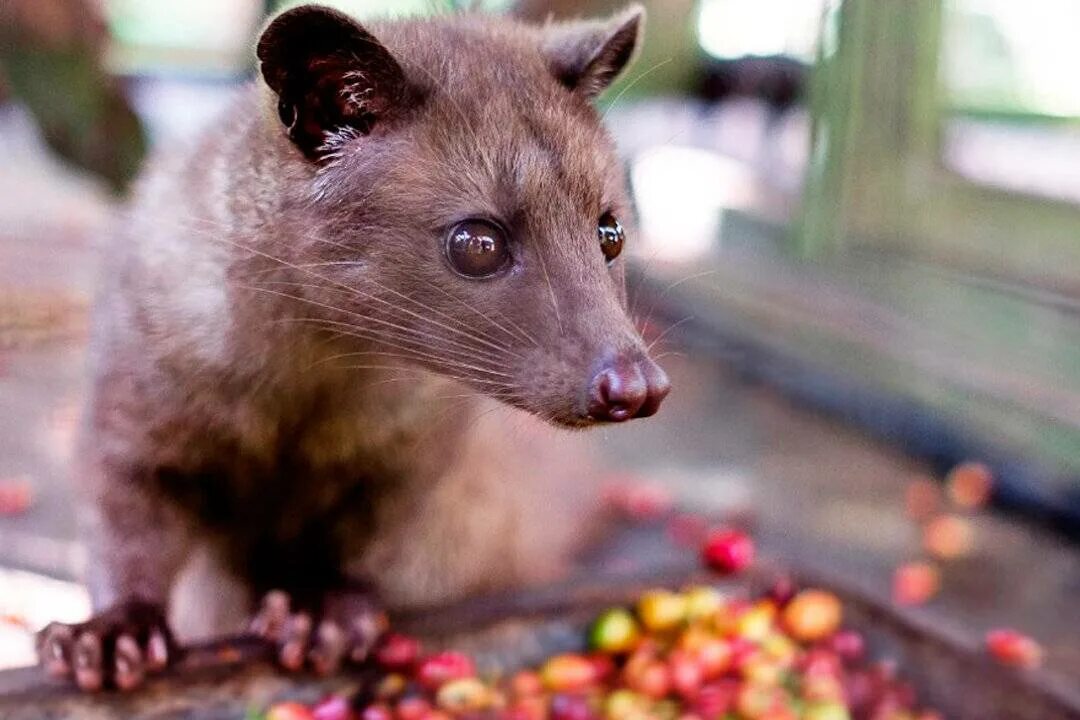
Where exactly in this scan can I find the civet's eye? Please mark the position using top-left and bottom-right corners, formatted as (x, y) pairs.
(445, 220), (511, 278)
(598, 212), (625, 264)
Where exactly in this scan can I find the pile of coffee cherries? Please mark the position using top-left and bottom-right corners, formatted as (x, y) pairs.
(258, 584), (941, 720)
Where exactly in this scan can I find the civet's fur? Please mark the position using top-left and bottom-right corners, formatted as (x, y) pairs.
(42, 3), (664, 689)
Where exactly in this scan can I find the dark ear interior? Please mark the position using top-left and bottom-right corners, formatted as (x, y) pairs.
(257, 4), (408, 160)
(543, 5), (645, 100)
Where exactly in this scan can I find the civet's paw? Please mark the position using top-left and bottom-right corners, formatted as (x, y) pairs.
(250, 589), (388, 675)
(38, 600), (174, 692)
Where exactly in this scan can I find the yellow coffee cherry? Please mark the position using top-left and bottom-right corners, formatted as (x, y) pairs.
(637, 589), (688, 632)
(590, 608), (641, 653)
(683, 586), (725, 622)
(436, 678), (492, 712)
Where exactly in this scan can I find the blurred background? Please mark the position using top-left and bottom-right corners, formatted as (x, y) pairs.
(1, 0), (1078, 695)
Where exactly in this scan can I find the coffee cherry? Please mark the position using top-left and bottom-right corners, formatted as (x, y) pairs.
(416, 652), (476, 690)
(377, 634), (422, 672)
(702, 529), (755, 575)
(781, 590), (842, 642)
(679, 629), (733, 679)
(828, 630), (865, 661)
(802, 701), (851, 720)
(311, 697), (354, 720)
(359, 704), (393, 720)
(436, 678), (492, 713)
(267, 702), (316, 720)
(374, 674), (407, 700)
(985, 629), (1043, 668)
(629, 660), (672, 699)
(734, 601), (777, 642)
(667, 650), (703, 698)
(945, 462), (993, 509)
(589, 608), (640, 653)
(892, 562), (940, 606)
(588, 653), (616, 683)
(760, 632), (798, 665)
(540, 654), (596, 693)
(735, 683), (788, 719)
(603, 689), (645, 720)
(395, 698), (431, 720)
(922, 515), (974, 559)
(691, 681), (737, 718)
(507, 697), (546, 720)
(415, 710), (452, 720)
(766, 576), (798, 607)
(683, 586), (725, 622)
(0, 477), (32, 517)
(802, 673), (845, 703)
(510, 670), (543, 698)
(637, 590), (688, 632)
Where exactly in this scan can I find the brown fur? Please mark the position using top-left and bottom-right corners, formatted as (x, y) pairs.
(75, 4), (659, 642)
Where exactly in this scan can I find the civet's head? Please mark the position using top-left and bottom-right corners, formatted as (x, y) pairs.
(255, 4), (669, 426)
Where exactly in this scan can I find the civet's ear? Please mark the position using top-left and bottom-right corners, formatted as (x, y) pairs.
(257, 4), (409, 159)
(542, 4), (645, 100)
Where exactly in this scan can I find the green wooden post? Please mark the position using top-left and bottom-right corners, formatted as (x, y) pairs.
(788, 0), (1080, 482)
(800, 0), (943, 257)
(798, 0), (862, 256)
(800, 0), (1080, 292)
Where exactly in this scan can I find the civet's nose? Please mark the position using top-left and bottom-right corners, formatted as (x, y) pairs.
(587, 354), (671, 422)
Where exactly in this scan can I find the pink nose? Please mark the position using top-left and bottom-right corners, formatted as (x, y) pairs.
(587, 354), (671, 422)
